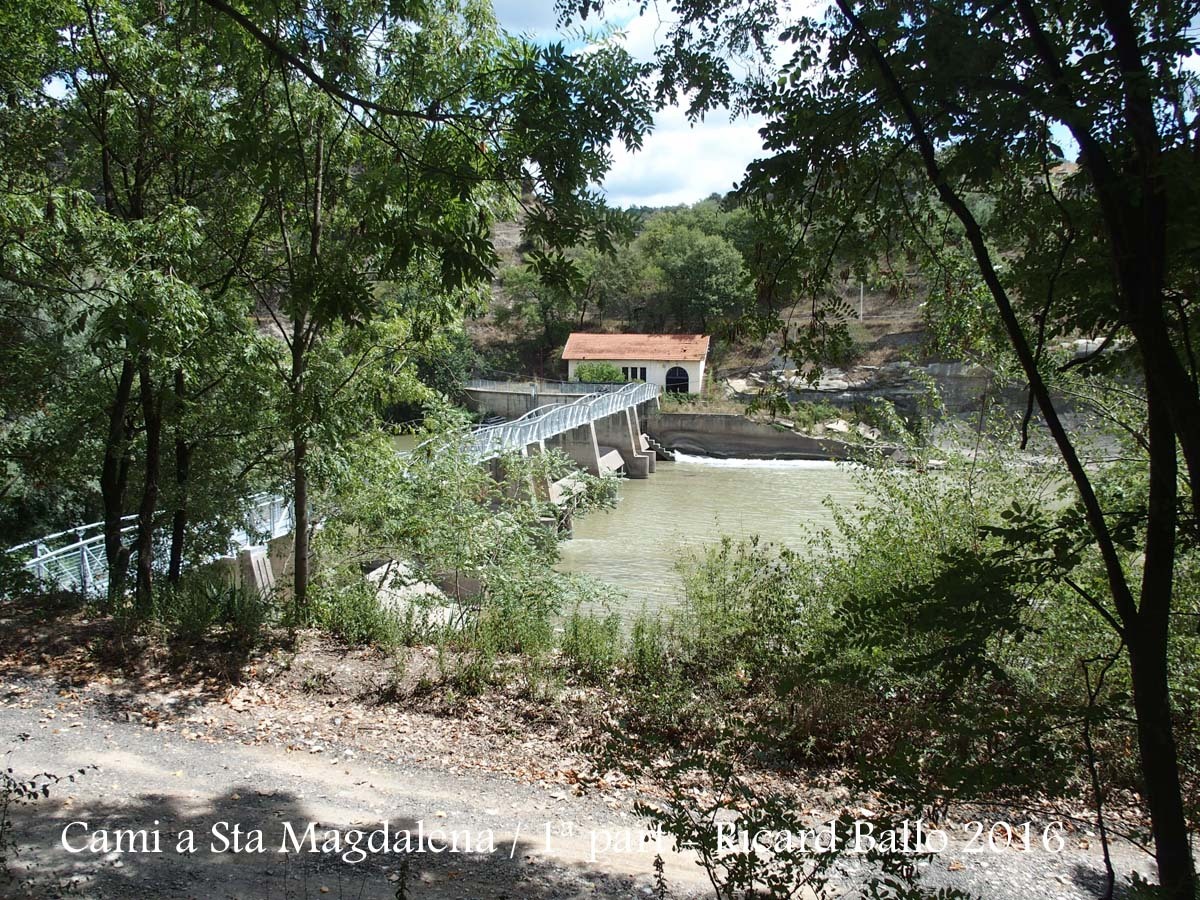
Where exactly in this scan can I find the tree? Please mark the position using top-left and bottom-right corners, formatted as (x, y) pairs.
(561, 0), (1200, 893)
(640, 219), (752, 332)
(1, 0), (651, 623)
(0, 0), (278, 612)
(582, 204), (756, 333)
(186, 0), (650, 611)
(497, 264), (580, 364)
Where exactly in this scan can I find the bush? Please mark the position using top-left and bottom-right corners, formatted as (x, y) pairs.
(628, 613), (669, 679)
(659, 390), (700, 406)
(156, 580), (223, 642)
(610, 449), (1172, 811)
(560, 608), (622, 682)
(788, 399), (844, 431)
(314, 582), (406, 648)
(674, 536), (803, 692)
(0, 554), (39, 603)
(154, 574), (272, 646)
(573, 361), (626, 383)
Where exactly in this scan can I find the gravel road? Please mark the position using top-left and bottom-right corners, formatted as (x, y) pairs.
(0, 674), (1164, 899)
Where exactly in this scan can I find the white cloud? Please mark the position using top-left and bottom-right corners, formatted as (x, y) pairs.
(488, 0), (763, 206)
(602, 104), (766, 207)
(489, 0), (560, 36)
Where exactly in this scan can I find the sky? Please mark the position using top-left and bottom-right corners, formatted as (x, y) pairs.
(490, 0), (768, 209)
(492, 3), (1200, 208)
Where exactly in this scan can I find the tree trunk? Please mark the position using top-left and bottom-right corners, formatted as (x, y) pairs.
(292, 430), (309, 616)
(1130, 630), (1196, 899)
(101, 356), (136, 608)
(290, 126), (323, 620)
(1129, 380), (1196, 900)
(134, 356), (163, 616)
(167, 440), (192, 585)
(168, 370), (191, 585)
(291, 307), (310, 616)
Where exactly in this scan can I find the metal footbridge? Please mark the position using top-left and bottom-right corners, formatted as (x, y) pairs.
(459, 380), (659, 461)
(5, 381), (660, 595)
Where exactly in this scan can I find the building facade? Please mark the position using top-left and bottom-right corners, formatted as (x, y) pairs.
(562, 333), (710, 393)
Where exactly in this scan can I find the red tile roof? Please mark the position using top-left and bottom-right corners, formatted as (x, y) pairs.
(561, 333), (710, 362)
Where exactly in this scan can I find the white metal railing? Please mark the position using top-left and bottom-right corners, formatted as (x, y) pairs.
(464, 380), (659, 461)
(465, 378), (628, 395)
(5, 493), (293, 597)
(5, 515), (139, 596)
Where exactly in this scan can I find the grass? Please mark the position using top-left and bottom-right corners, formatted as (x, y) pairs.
(559, 607), (622, 682)
(153, 574), (272, 647)
(313, 581), (411, 649)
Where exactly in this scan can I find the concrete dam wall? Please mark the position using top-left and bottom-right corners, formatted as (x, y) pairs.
(645, 412), (861, 460)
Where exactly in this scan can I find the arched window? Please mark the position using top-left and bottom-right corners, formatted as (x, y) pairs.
(665, 366), (689, 393)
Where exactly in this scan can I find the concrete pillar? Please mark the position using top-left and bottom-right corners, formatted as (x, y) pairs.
(559, 422), (603, 476)
(524, 440), (554, 503)
(594, 409), (652, 479)
(267, 534), (294, 581)
(641, 431), (656, 473)
(238, 546), (276, 599)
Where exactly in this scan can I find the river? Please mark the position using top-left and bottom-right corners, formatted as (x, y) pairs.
(556, 454), (863, 614)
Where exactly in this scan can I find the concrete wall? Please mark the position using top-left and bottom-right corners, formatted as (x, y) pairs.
(566, 358), (705, 393)
(463, 383), (549, 419)
(646, 411), (866, 460)
(465, 384), (631, 419)
(464, 384), (659, 422)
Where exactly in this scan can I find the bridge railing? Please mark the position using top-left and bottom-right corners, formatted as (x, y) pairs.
(5, 516), (138, 596)
(8, 382), (658, 593)
(5, 493), (293, 596)
(465, 378), (628, 395)
(465, 380), (659, 461)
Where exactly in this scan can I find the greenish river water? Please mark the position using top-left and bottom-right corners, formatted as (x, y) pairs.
(556, 454), (863, 613)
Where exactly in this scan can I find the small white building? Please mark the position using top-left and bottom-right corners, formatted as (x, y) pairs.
(562, 333), (710, 393)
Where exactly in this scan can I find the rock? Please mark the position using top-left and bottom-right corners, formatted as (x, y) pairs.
(816, 378), (850, 391)
(368, 561), (458, 627)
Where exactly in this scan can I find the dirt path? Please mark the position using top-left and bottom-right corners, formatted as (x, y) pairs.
(2, 673), (713, 899)
(0, 599), (1168, 900)
(1, 672), (1166, 900)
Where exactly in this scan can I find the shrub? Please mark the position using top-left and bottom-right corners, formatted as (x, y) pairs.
(787, 399), (844, 431)
(314, 581), (405, 648)
(628, 612), (669, 679)
(156, 580), (223, 642)
(573, 361), (626, 383)
(560, 608), (622, 682)
(674, 537), (803, 691)
(154, 574), (272, 646)
(0, 555), (38, 603)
